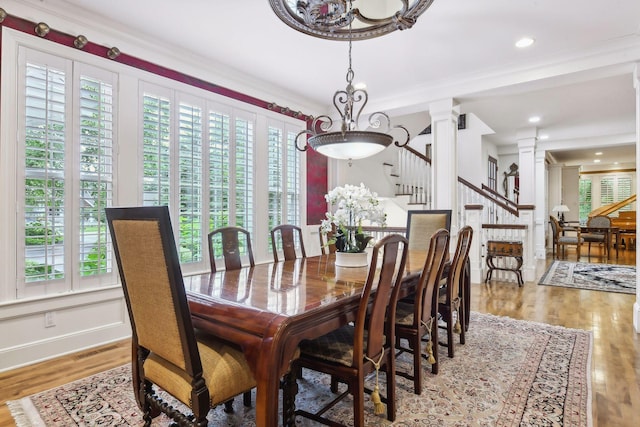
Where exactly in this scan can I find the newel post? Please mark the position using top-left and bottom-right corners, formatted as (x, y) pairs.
(464, 204), (484, 284)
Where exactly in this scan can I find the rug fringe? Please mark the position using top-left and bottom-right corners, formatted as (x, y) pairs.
(7, 397), (44, 427)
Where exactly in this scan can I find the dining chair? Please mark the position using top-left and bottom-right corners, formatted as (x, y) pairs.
(549, 216), (583, 260)
(271, 224), (307, 262)
(582, 215), (611, 258)
(394, 228), (449, 394)
(319, 224), (337, 255)
(106, 206), (256, 426)
(282, 234), (409, 427)
(406, 209), (452, 251)
(438, 225), (473, 358)
(208, 226), (255, 273)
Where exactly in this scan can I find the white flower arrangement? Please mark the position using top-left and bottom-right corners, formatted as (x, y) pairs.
(320, 183), (387, 253)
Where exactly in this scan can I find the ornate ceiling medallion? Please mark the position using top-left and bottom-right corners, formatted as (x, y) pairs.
(269, 0), (435, 40)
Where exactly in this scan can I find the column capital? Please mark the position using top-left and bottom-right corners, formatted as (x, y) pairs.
(429, 98), (460, 121)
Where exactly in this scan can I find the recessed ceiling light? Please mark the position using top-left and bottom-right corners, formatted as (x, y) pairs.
(539, 134), (549, 140)
(614, 161), (619, 165)
(515, 37), (535, 48)
(595, 151), (603, 156)
(594, 159), (601, 163)
(528, 116), (541, 123)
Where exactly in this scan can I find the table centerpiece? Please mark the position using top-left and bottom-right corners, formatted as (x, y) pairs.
(321, 183), (386, 267)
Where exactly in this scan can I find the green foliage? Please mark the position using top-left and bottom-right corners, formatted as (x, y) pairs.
(25, 260), (63, 281)
(81, 244), (108, 275)
(25, 222), (63, 245)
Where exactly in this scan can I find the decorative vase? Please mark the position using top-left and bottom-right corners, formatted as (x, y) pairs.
(335, 251), (369, 267)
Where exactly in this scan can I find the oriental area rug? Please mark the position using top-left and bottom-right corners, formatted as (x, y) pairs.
(539, 261), (636, 294)
(7, 313), (592, 427)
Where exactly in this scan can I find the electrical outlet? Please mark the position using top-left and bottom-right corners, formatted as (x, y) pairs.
(44, 311), (56, 328)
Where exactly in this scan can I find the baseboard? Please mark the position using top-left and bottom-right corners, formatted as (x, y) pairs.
(0, 324), (131, 372)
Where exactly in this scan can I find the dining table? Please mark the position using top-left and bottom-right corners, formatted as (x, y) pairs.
(184, 250), (438, 427)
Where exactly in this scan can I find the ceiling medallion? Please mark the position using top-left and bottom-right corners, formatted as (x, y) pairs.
(269, 0), (435, 40)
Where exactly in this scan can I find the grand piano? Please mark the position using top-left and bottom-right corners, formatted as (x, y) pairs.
(588, 194), (636, 250)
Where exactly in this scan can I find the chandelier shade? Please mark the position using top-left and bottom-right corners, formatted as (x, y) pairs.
(309, 131), (393, 159)
(269, 0), (435, 40)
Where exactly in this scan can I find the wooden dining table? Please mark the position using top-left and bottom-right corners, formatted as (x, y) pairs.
(184, 250), (433, 427)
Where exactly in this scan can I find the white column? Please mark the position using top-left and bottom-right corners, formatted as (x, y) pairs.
(535, 149), (548, 259)
(430, 99), (460, 232)
(633, 64), (640, 334)
(517, 127), (537, 205)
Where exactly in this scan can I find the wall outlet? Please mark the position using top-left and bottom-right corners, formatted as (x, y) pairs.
(44, 311), (56, 328)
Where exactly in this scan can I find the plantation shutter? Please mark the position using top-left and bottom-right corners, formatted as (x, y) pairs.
(178, 101), (204, 263)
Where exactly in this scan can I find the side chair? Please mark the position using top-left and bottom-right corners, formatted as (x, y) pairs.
(106, 206), (256, 427)
(582, 215), (611, 258)
(208, 226), (255, 273)
(271, 224), (307, 262)
(406, 209), (452, 251)
(319, 224), (337, 255)
(549, 216), (583, 260)
(394, 228), (449, 394)
(438, 225), (473, 358)
(282, 234), (409, 427)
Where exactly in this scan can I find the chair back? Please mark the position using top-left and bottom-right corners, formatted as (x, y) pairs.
(588, 215), (611, 228)
(319, 224), (337, 255)
(106, 206), (202, 380)
(406, 210), (451, 251)
(447, 226), (473, 303)
(208, 226), (255, 272)
(414, 229), (450, 327)
(356, 234), (408, 365)
(549, 215), (560, 241)
(271, 224), (307, 262)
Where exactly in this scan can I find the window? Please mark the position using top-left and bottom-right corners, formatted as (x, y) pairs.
(267, 120), (302, 252)
(487, 156), (498, 192)
(2, 35), (305, 302)
(17, 48), (117, 298)
(578, 178), (592, 223)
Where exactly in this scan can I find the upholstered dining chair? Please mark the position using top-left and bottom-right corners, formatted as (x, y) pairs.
(282, 234), (409, 427)
(106, 206), (256, 427)
(406, 209), (452, 251)
(438, 226), (473, 358)
(271, 224), (307, 262)
(582, 215), (611, 258)
(394, 228), (449, 394)
(549, 216), (583, 260)
(208, 226), (255, 273)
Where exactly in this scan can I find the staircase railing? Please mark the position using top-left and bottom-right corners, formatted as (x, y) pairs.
(458, 177), (519, 226)
(392, 146), (431, 206)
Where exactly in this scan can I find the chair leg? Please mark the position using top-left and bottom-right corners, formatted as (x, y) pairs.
(243, 391), (252, 407)
(412, 335), (422, 394)
(447, 307), (455, 358)
(282, 370), (298, 427)
(385, 356), (397, 422)
(352, 378), (365, 427)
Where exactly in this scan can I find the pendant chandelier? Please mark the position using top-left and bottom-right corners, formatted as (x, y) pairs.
(286, 0), (412, 163)
(269, 0), (436, 41)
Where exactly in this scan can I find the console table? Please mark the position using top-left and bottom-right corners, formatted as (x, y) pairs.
(485, 240), (524, 286)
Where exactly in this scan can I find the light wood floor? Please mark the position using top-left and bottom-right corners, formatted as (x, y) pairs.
(0, 247), (638, 426)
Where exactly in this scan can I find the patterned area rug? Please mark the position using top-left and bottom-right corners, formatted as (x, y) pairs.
(539, 261), (636, 294)
(7, 313), (592, 426)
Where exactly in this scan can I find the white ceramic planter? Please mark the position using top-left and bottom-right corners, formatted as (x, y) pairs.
(334, 251), (368, 267)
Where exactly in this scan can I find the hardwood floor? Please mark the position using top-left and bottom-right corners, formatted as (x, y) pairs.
(0, 247), (638, 426)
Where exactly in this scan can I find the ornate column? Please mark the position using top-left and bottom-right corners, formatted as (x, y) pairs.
(429, 99), (460, 231)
